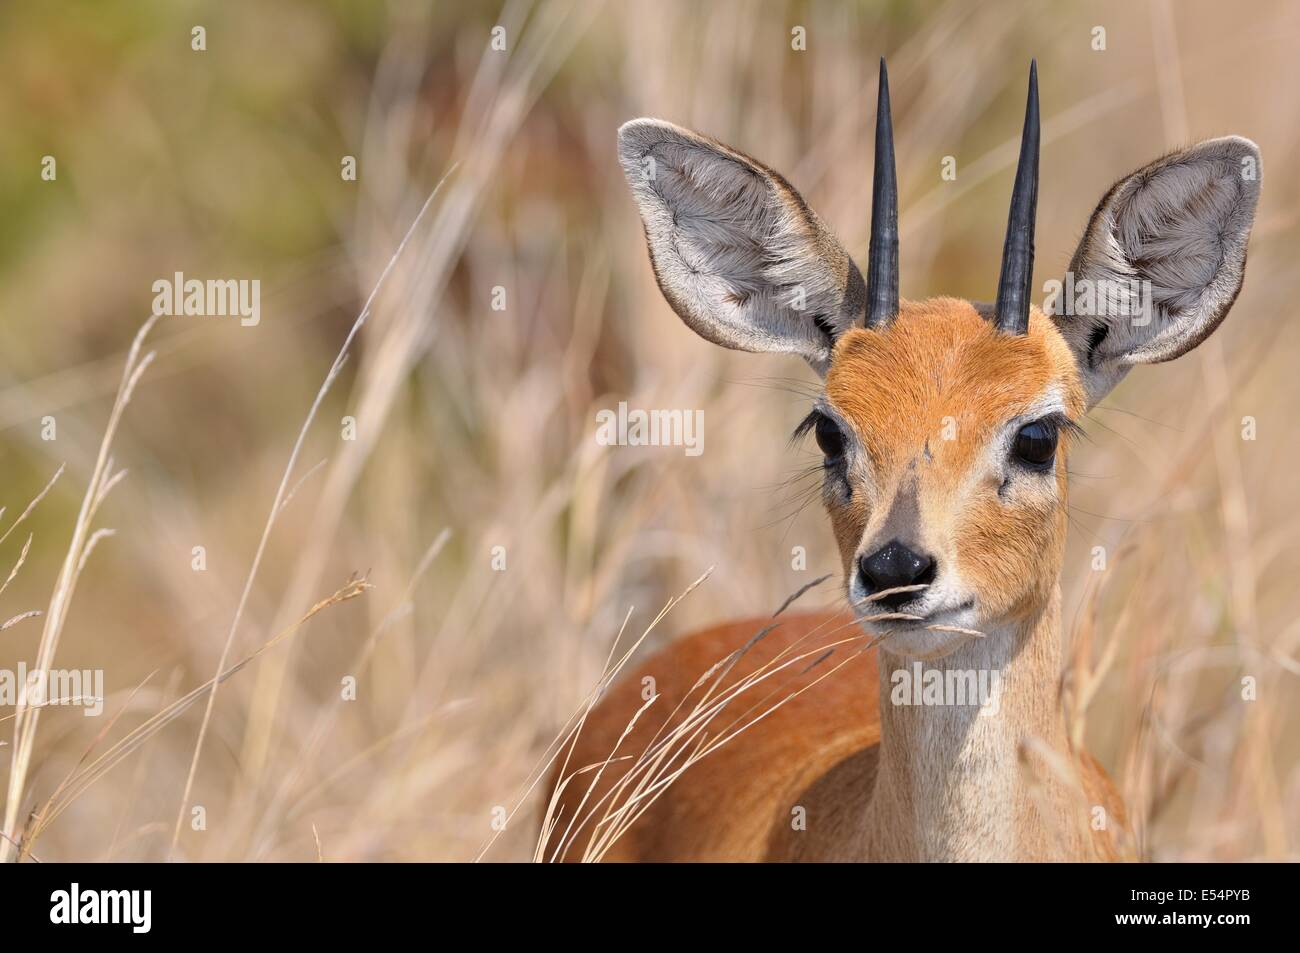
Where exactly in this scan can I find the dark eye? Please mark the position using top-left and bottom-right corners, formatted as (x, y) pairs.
(1012, 420), (1059, 468)
(814, 414), (845, 462)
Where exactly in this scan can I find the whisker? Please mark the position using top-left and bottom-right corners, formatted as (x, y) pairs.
(1089, 402), (1183, 432)
(1068, 503), (1151, 524)
(1081, 411), (1139, 450)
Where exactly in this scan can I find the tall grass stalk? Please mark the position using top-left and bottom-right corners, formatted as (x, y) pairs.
(1, 315), (158, 862)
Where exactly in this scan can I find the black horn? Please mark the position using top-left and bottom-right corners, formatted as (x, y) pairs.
(994, 60), (1040, 335)
(864, 57), (899, 328)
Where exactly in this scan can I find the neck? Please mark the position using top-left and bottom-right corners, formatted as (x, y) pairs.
(857, 586), (1087, 861)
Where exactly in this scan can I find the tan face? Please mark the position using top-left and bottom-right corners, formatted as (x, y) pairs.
(619, 118), (1259, 659)
(810, 297), (1086, 659)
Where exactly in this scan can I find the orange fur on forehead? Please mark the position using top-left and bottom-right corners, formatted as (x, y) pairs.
(825, 297), (1084, 460)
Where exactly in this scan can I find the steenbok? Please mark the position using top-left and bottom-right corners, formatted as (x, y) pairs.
(547, 60), (1260, 862)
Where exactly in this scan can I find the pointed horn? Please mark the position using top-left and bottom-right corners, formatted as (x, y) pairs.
(864, 57), (899, 328)
(994, 60), (1040, 335)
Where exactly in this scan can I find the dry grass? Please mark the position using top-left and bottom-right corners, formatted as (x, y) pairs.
(530, 578), (977, 863)
(0, 0), (1295, 861)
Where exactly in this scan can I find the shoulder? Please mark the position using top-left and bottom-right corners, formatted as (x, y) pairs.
(543, 611), (881, 861)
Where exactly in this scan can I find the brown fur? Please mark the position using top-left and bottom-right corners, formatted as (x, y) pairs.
(547, 612), (877, 862)
(824, 298), (1085, 622)
(546, 299), (1125, 862)
(547, 612), (1125, 862)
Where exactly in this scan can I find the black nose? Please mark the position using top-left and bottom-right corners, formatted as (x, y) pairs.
(858, 540), (936, 610)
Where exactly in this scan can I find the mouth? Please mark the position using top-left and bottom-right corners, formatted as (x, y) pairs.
(853, 597), (980, 636)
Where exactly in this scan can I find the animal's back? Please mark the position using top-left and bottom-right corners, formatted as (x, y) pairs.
(543, 610), (880, 862)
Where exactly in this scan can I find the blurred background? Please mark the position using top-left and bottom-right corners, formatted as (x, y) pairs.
(0, 0), (1296, 861)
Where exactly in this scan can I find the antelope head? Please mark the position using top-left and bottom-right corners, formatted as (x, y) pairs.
(618, 60), (1260, 661)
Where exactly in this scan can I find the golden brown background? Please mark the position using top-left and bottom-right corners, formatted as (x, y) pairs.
(0, 0), (1295, 861)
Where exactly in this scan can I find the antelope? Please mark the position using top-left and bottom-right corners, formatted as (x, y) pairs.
(547, 60), (1260, 862)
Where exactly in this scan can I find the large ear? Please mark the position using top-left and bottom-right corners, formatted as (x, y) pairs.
(618, 118), (866, 375)
(1050, 137), (1261, 406)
